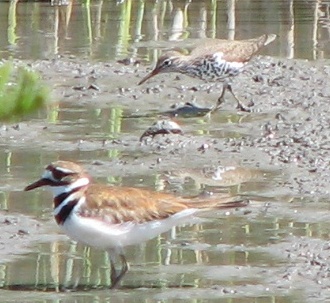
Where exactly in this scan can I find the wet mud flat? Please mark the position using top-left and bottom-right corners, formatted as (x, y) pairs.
(20, 55), (330, 197)
(1, 55), (330, 301)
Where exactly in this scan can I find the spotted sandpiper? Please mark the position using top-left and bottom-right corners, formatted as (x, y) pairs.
(138, 34), (277, 112)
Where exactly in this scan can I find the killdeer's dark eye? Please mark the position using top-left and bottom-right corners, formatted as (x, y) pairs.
(48, 165), (74, 181)
(52, 169), (68, 180)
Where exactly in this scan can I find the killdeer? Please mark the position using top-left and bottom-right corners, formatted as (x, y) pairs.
(25, 161), (249, 288)
(138, 34), (277, 111)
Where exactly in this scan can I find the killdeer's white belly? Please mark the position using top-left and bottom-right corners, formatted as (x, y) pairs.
(61, 208), (199, 249)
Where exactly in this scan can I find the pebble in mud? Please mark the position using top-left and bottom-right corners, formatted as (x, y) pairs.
(140, 119), (183, 142)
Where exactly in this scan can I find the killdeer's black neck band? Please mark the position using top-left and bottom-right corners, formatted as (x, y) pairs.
(55, 199), (79, 225)
(54, 186), (82, 208)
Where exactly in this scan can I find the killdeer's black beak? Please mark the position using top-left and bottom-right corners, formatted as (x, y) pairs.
(25, 178), (50, 191)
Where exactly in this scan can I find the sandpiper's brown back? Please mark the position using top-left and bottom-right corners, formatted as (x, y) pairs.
(190, 34), (277, 63)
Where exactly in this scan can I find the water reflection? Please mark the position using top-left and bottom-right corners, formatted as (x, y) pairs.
(0, 204), (325, 301)
(1, 0), (330, 60)
(1, 152), (329, 302)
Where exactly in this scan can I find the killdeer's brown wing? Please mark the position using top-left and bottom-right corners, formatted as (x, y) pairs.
(80, 184), (247, 224)
(80, 184), (190, 224)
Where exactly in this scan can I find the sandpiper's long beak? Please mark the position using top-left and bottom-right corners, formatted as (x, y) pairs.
(138, 68), (160, 85)
(25, 178), (50, 191)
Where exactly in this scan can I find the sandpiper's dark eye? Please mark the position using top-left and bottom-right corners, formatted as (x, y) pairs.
(162, 59), (172, 67)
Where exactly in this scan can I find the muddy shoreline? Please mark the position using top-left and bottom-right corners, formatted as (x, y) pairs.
(2, 55), (330, 300)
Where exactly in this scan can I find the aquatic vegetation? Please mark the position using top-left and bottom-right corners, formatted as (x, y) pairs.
(0, 62), (49, 121)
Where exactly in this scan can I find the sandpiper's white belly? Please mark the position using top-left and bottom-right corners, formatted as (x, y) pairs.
(193, 52), (245, 81)
(60, 208), (199, 249)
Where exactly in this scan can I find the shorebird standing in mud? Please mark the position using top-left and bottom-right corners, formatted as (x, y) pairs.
(139, 34), (277, 112)
(25, 161), (249, 288)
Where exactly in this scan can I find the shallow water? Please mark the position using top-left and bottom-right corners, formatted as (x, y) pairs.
(1, 0), (330, 302)
(1, 0), (330, 60)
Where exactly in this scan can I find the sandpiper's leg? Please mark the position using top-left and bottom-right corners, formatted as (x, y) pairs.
(226, 83), (254, 112)
(217, 81), (254, 112)
(210, 82), (227, 114)
(108, 250), (129, 289)
(216, 82), (227, 107)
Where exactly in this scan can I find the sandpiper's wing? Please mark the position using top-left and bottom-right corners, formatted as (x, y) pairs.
(190, 34), (276, 63)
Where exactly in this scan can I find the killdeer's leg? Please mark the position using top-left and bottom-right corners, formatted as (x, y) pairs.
(116, 254), (129, 284)
(217, 80), (253, 112)
(109, 250), (129, 289)
(109, 256), (118, 288)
